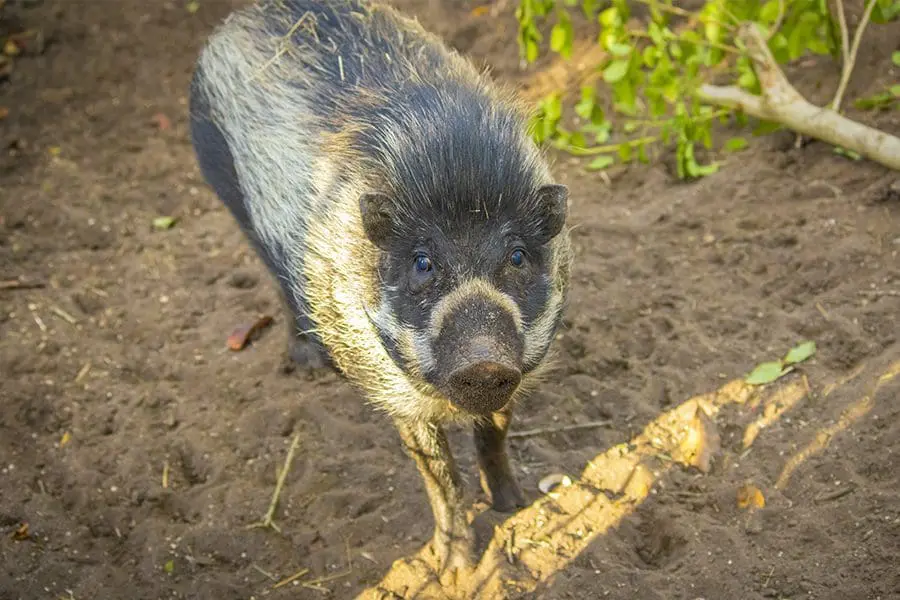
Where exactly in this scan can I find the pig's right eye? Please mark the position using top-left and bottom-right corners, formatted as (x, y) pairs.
(414, 254), (433, 274)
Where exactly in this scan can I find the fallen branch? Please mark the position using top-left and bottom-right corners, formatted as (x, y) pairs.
(696, 22), (900, 172)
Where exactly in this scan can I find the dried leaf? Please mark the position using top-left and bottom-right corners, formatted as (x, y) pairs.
(3, 39), (20, 56)
(152, 112), (172, 131)
(470, 5), (490, 16)
(736, 484), (766, 509)
(12, 523), (30, 541)
(0, 107), (8, 120)
(59, 431), (71, 447)
(47, 146), (61, 157)
(672, 405), (720, 473)
(227, 315), (274, 351)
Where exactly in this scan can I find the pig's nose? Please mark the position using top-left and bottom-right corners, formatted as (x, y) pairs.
(449, 361), (521, 403)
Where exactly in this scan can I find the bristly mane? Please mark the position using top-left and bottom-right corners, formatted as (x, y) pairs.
(244, 0), (547, 238)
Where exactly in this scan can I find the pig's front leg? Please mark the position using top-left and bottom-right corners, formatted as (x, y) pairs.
(394, 418), (475, 574)
(474, 405), (526, 513)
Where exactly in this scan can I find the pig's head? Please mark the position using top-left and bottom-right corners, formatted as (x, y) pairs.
(360, 179), (569, 416)
(355, 82), (571, 416)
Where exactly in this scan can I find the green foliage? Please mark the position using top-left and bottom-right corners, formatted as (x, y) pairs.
(745, 341), (817, 385)
(518, 0), (900, 179)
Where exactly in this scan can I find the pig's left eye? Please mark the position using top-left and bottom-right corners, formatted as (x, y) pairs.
(509, 248), (526, 268)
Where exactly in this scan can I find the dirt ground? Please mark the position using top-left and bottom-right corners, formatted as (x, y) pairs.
(1, 1), (899, 599)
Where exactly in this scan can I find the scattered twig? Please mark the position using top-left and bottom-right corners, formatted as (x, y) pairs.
(858, 289), (899, 298)
(814, 485), (855, 503)
(272, 567), (310, 589)
(252, 563), (278, 582)
(28, 304), (47, 333)
(247, 434), (302, 533)
(697, 23), (900, 171)
(831, 0), (877, 112)
(50, 305), (78, 324)
(0, 279), (45, 290)
(300, 539), (353, 592)
(509, 419), (612, 439)
(74, 362), (92, 383)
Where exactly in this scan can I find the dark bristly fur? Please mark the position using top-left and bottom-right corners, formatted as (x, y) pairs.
(189, 0), (572, 573)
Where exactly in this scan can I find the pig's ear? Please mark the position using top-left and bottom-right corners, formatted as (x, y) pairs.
(534, 184), (568, 244)
(359, 192), (396, 250)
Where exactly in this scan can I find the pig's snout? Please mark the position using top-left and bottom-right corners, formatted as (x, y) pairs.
(429, 286), (525, 415)
(447, 336), (522, 414)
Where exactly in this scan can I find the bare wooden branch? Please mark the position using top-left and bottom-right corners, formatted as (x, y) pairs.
(697, 23), (900, 171)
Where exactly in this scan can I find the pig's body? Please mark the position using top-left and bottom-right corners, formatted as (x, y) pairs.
(189, 0), (572, 572)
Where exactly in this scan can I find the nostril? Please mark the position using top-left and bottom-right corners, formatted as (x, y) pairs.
(450, 362), (521, 393)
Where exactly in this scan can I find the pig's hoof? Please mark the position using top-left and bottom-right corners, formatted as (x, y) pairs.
(432, 534), (476, 577)
(482, 473), (527, 513)
(490, 483), (527, 513)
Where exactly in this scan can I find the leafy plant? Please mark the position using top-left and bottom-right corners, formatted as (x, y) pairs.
(745, 340), (817, 385)
(518, 0), (900, 178)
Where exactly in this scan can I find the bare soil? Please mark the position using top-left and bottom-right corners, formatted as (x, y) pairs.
(1, 1), (898, 599)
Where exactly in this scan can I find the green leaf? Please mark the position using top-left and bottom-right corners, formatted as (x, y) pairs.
(153, 216), (177, 230)
(768, 32), (790, 64)
(893, 51), (900, 67)
(648, 21), (665, 45)
(602, 58), (630, 83)
(746, 361), (786, 385)
(784, 341), (816, 365)
(598, 6), (620, 27)
(164, 559), (175, 574)
(587, 155), (615, 170)
(833, 146), (862, 160)
(854, 91), (898, 110)
(636, 142), (650, 163)
(692, 160), (720, 176)
(759, 0), (781, 23)
(570, 132), (588, 149)
(550, 23), (567, 53)
(526, 38), (539, 62)
(608, 41), (632, 57)
(618, 142), (633, 162)
(724, 137), (748, 152)
(752, 120), (783, 136)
